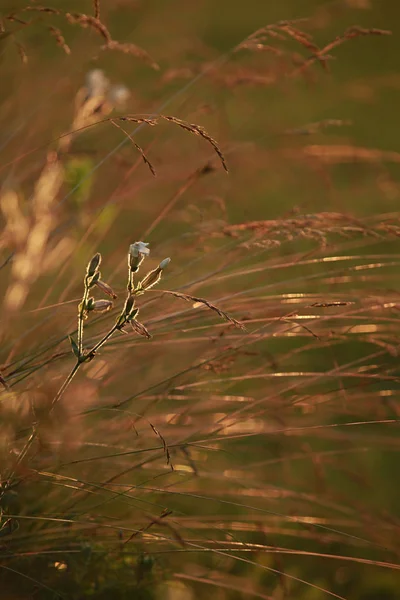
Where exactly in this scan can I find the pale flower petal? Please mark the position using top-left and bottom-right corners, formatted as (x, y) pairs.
(129, 241), (150, 258)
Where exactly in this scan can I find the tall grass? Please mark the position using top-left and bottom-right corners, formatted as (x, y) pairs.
(1, 1), (400, 599)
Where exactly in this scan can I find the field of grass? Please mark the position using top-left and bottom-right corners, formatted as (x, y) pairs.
(1, 1), (400, 598)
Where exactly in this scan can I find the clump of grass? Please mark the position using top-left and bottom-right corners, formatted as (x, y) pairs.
(3, 239), (244, 479)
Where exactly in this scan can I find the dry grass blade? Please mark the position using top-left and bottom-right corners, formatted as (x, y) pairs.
(65, 12), (111, 43)
(284, 119), (352, 136)
(48, 26), (70, 54)
(149, 422), (173, 468)
(5, 16), (28, 26)
(110, 119), (156, 176)
(160, 289), (246, 330)
(236, 20), (391, 80)
(0, 371), (10, 391)
(161, 115), (228, 172)
(281, 317), (321, 340)
(13, 7), (60, 15)
(119, 116), (158, 127)
(15, 40), (28, 63)
(294, 26), (392, 75)
(2, 114), (219, 172)
(142, 162), (215, 238)
(220, 211), (400, 245)
(102, 40), (159, 70)
(329, 26), (392, 51)
(93, 0), (100, 20)
(235, 18), (312, 57)
(310, 302), (353, 308)
(280, 22), (319, 53)
(0, 113), (225, 175)
(124, 508), (173, 544)
(304, 144), (400, 164)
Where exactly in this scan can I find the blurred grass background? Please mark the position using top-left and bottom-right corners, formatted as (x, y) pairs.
(1, 1), (400, 598)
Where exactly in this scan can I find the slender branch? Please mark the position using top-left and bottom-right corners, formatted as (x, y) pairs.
(50, 360), (81, 412)
(85, 324), (119, 360)
(128, 269), (134, 294)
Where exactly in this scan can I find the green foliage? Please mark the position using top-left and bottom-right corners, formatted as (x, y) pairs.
(64, 157), (94, 210)
(2, 546), (158, 599)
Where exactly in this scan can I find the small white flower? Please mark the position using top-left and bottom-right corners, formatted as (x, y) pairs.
(128, 242), (150, 272)
(129, 242), (150, 258)
(108, 84), (130, 107)
(85, 69), (109, 98)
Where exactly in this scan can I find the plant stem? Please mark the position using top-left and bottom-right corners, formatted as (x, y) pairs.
(78, 277), (90, 357)
(9, 360), (81, 480)
(128, 269), (133, 293)
(85, 324), (119, 360)
(49, 360), (81, 412)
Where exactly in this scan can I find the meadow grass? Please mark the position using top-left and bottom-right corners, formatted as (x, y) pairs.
(1, 2), (400, 599)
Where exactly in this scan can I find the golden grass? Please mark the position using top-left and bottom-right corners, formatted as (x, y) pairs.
(1, 4), (400, 599)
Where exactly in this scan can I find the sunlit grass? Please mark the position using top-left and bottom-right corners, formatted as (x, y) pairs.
(1, 2), (400, 599)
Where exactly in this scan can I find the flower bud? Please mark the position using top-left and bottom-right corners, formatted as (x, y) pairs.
(130, 319), (151, 339)
(138, 257), (170, 290)
(159, 257), (171, 270)
(87, 253), (101, 277)
(139, 266), (162, 291)
(95, 279), (117, 299)
(91, 299), (113, 313)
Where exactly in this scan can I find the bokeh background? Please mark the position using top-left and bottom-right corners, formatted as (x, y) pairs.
(1, 1), (400, 598)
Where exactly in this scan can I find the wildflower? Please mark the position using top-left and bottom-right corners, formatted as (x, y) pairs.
(128, 241), (150, 272)
(129, 241), (150, 257)
(85, 69), (109, 99)
(108, 84), (130, 108)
